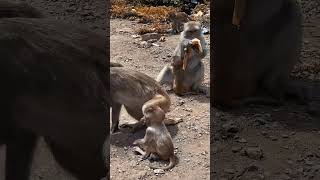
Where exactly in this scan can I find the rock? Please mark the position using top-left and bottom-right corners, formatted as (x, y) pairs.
(281, 134), (289, 138)
(132, 34), (140, 39)
(222, 121), (239, 134)
(153, 169), (165, 174)
(139, 41), (151, 48)
(244, 147), (264, 160)
(232, 146), (242, 153)
(224, 168), (235, 174)
(141, 33), (161, 41)
(238, 138), (247, 143)
(147, 39), (158, 43)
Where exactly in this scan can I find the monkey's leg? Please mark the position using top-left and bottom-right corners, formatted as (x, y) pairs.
(6, 130), (37, 180)
(164, 118), (183, 125)
(120, 120), (144, 133)
(111, 102), (121, 133)
(133, 146), (150, 160)
(120, 106), (145, 133)
(156, 65), (174, 89)
(46, 137), (107, 180)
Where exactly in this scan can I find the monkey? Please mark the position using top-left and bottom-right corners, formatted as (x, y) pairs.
(211, 0), (315, 109)
(157, 21), (208, 96)
(0, 0), (44, 18)
(0, 17), (109, 180)
(132, 105), (177, 170)
(167, 11), (191, 34)
(110, 67), (181, 133)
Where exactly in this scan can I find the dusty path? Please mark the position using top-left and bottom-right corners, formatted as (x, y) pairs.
(110, 19), (211, 180)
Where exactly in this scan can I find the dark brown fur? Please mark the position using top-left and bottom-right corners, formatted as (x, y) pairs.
(0, 17), (108, 180)
(0, 0), (44, 18)
(133, 106), (177, 170)
(212, 0), (307, 108)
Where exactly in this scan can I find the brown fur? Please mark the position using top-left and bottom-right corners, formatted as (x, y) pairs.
(0, 0), (44, 18)
(110, 67), (180, 133)
(0, 17), (108, 180)
(157, 21), (208, 96)
(133, 106), (177, 170)
(212, 0), (308, 108)
(168, 11), (190, 34)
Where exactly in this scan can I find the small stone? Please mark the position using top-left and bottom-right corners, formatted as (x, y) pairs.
(224, 168), (235, 174)
(244, 147), (263, 160)
(141, 33), (161, 41)
(222, 122), (239, 134)
(238, 138), (247, 143)
(153, 169), (165, 174)
(270, 136), (278, 141)
(232, 146), (242, 153)
(261, 131), (268, 136)
(281, 134), (289, 138)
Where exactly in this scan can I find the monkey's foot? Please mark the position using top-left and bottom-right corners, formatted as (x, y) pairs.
(149, 153), (160, 161)
(133, 146), (145, 155)
(164, 118), (183, 125)
(120, 122), (144, 133)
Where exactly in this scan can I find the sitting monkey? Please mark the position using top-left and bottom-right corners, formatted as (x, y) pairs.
(157, 21), (208, 96)
(133, 106), (177, 170)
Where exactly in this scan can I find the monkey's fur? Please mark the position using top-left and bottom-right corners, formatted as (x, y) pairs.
(212, 0), (309, 108)
(110, 67), (180, 133)
(133, 106), (177, 170)
(0, 0), (44, 18)
(0, 4), (109, 180)
(168, 11), (190, 34)
(157, 21), (208, 96)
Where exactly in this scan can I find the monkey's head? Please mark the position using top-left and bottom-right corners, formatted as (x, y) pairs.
(183, 21), (202, 37)
(142, 106), (165, 126)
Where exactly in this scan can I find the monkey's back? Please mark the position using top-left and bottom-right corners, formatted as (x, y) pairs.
(110, 67), (169, 106)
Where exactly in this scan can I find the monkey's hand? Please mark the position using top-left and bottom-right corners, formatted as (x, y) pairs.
(133, 139), (143, 146)
(191, 38), (203, 53)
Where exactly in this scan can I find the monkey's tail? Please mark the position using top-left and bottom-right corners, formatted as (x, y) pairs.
(149, 155), (177, 171)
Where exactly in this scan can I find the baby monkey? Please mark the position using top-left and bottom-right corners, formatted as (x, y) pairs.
(133, 106), (177, 170)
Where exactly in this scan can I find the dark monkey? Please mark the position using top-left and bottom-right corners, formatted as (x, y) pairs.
(0, 0), (44, 18)
(133, 106), (177, 170)
(110, 67), (181, 133)
(212, 0), (311, 108)
(0, 2), (109, 180)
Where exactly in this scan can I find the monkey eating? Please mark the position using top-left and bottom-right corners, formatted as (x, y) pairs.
(157, 21), (208, 96)
(110, 67), (181, 133)
(132, 106), (177, 170)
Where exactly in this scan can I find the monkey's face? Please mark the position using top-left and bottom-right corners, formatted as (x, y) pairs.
(184, 22), (202, 37)
(143, 106), (165, 125)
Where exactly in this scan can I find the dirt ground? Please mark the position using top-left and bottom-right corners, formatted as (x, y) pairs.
(109, 20), (211, 180)
(212, 1), (320, 180)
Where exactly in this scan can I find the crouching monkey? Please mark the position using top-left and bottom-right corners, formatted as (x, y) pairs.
(110, 67), (181, 133)
(133, 106), (177, 170)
